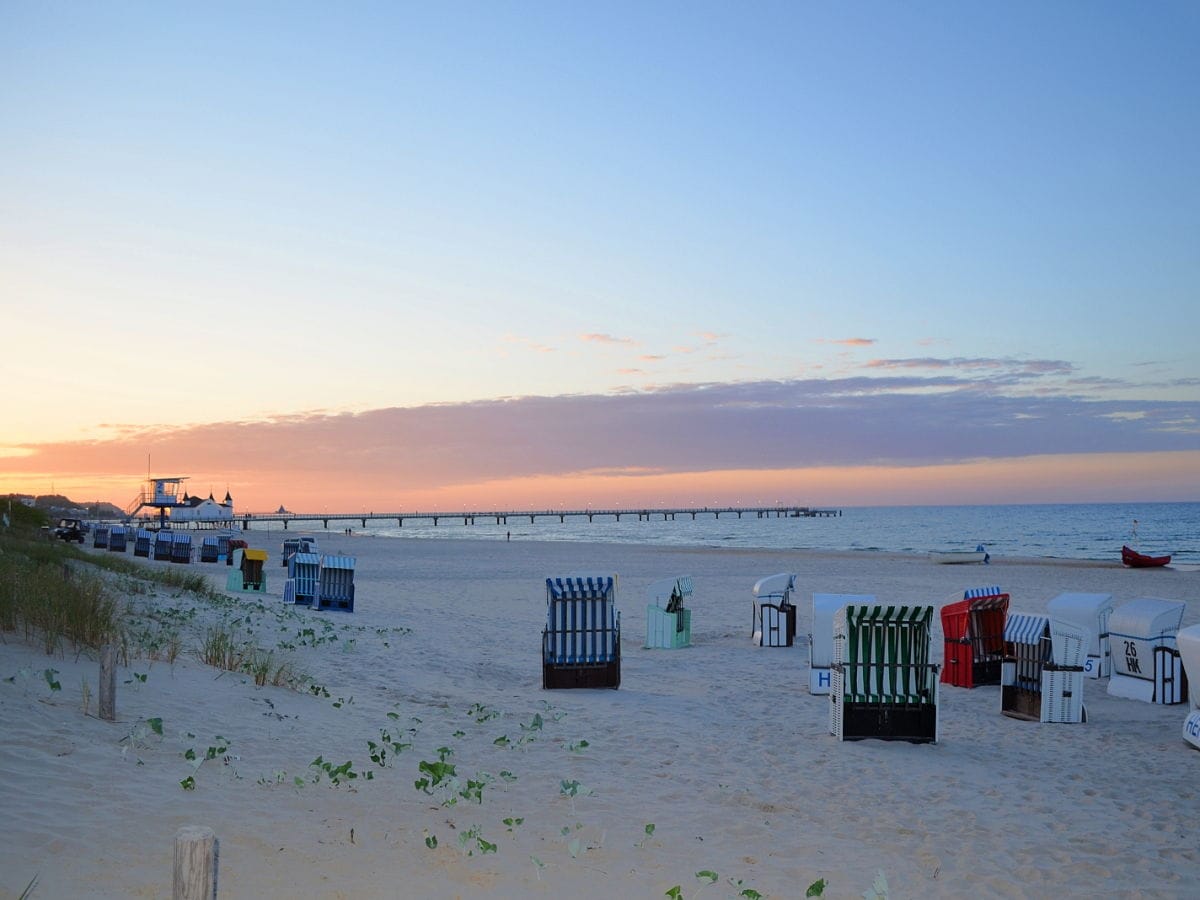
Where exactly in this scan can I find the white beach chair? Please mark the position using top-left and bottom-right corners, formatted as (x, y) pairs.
(1107, 598), (1188, 704)
(1001, 613), (1088, 724)
(1177, 625), (1200, 750)
(752, 573), (797, 647)
(1046, 592), (1114, 678)
(810, 593), (876, 694)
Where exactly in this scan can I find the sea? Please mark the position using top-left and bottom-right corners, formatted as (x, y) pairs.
(244, 502), (1200, 565)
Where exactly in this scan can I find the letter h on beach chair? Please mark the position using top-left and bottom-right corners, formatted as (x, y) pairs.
(543, 575), (621, 689)
(752, 573), (797, 647)
(1001, 614), (1088, 723)
(830, 605), (939, 743)
(1177, 625), (1200, 750)
(315, 555), (356, 612)
(940, 586), (1009, 688)
(283, 551), (321, 606)
(645, 576), (693, 649)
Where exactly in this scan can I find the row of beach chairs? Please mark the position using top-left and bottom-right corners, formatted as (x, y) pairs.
(542, 573), (1196, 748)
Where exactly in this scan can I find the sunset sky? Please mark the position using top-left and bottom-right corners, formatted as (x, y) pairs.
(3, 2), (1198, 512)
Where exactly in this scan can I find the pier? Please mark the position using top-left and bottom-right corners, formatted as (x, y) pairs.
(209, 505), (841, 530)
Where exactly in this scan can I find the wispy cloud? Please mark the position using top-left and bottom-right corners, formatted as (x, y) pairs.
(580, 333), (638, 346)
(820, 337), (876, 347)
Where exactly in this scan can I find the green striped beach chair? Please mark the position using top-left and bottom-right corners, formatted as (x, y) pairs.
(645, 576), (693, 649)
(830, 604), (939, 743)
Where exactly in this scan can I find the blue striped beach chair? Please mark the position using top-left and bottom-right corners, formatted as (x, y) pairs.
(1178, 626), (1200, 750)
(92, 526), (109, 549)
(170, 532), (193, 563)
(645, 576), (693, 649)
(315, 555), (356, 612)
(134, 529), (153, 558)
(199, 536), (220, 563)
(108, 526), (128, 553)
(153, 531), (174, 561)
(1001, 613), (1088, 723)
(283, 552), (321, 606)
(830, 604), (939, 743)
(1106, 598), (1187, 705)
(544, 575), (621, 689)
(751, 573), (797, 647)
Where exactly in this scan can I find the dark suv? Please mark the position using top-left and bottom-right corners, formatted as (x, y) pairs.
(54, 518), (86, 543)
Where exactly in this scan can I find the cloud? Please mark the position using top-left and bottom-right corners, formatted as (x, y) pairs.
(865, 356), (1075, 378)
(820, 337), (876, 347)
(580, 333), (637, 346)
(7, 375), (1198, 507)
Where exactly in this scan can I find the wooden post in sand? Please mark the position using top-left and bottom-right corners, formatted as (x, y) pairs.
(99, 643), (116, 722)
(173, 825), (218, 899)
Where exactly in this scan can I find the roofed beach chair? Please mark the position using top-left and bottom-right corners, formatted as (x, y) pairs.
(153, 531), (174, 561)
(940, 586), (1010, 688)
(315, 555), (356, 611)
(543, 575), (621, 689)
(1046, 592), (1114, 678)
(199, 536), (220, 563)
(751, 573), (797, 647)
(1000, 613), (1088, 723)
(108, 526), (128, 553)
(226, 548), (268, 593)
(133, 529), (153, 558)
(92, 526), (109, 549)
(224, 537), (246, 565)
(645, 576), (693, 649)
(830, 604), (939, 743)
(170, 531), (193, 564)
(810, 593), (876, 694)
(1107, 598), (1188, 705)
(1177, 625), (1200, 750)
(283, 551), (321, 607)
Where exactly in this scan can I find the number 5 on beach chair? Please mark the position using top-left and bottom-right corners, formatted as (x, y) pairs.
(830, 605), (939, 743)
(543, 575), (621, 689)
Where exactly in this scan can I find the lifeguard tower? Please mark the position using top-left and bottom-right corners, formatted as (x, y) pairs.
(126, 477), (189, 528)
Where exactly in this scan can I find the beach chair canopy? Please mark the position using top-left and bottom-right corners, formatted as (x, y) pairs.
(1109, 598), (1185, 648)
(835, 605), (934, 703)
(547, 575), (614, 601)
(752, 573), (796, 603)
(1046, 593), (1113, 667)
(244, 549), (268, 562)
(646, 576), (692, 607)
(812, 594), (876, 667)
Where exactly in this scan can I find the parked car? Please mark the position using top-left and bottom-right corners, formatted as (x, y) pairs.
(54, 518), (87, 543)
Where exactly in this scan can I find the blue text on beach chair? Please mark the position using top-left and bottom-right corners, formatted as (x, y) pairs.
(543, 575), (621, 689)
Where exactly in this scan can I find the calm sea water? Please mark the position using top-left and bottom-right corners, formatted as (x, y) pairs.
(246, 502), (1200, 565)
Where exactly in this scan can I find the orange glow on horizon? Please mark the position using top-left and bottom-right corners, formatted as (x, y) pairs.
(3, 450), (1197, 513)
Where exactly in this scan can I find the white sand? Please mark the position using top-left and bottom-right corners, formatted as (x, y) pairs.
(2, 535), (1198, 899)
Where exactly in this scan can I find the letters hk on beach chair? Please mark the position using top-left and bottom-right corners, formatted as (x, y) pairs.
(226, 548), (268, 593)
(751, 573), (797, 647)
(283, 552), (321, 607)
(830, 604), (939, 743)
(810, 593), (876, 694)
(645, 576), (693, 649)
(315, 555), (356, 612)
(1001, 613), (1088, 723)
(1176, 625), (1200, 750)
(543, 575), (621, 689)
(1107, 598), (1188, 705)
(940, 586), (1010, 688)
(1046, 592), (1114, 678)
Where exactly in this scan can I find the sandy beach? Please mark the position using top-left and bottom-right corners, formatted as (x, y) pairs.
(2, 534), (1198, 899)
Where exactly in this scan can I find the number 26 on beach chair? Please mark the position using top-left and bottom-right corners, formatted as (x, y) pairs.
(543, 575), (621, 689)
(830, 605), (939, 743)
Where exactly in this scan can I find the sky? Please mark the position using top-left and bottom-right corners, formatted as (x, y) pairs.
(2, 1), (1198, 512)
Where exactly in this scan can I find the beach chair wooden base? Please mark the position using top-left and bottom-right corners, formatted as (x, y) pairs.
(315, 592), (354, 612)
(836, 699), (938, 743)
(543, 655), (621, 690)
